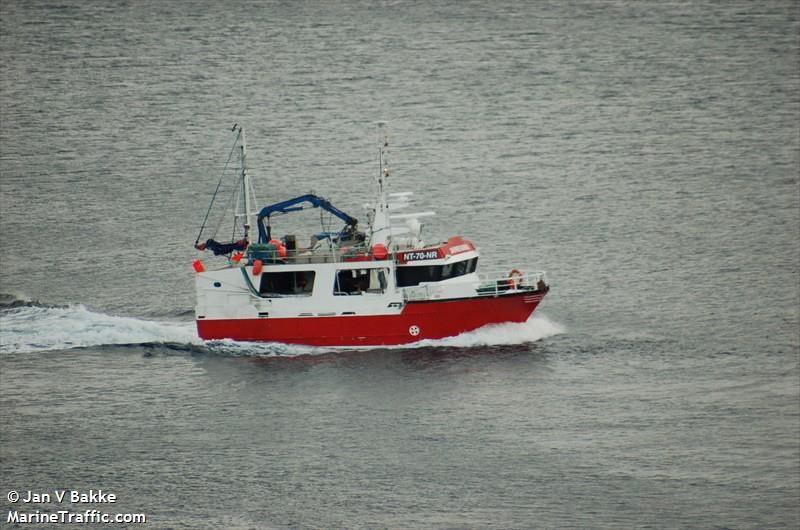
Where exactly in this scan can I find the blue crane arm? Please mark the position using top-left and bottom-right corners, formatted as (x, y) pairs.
(256, 194), (358, 243)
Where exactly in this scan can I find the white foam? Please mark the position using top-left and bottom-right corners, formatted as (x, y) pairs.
(0, 303), (564, 356)
(219, 314), (565, 356)
(202, 338), (320, 357)
(410, 313), (565, 349)
(0, 304), (200, 354)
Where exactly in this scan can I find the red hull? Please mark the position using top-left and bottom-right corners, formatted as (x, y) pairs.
(197, 291), (547, 346)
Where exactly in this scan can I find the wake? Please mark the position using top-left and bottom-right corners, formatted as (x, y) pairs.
(0, 296), (563, 356)
(0, 302), (200, 354)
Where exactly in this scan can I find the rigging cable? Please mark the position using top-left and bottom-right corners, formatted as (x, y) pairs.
(194, 128), (242, 246)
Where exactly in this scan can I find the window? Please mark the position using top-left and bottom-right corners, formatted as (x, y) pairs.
(335, 268), (389, 295)
(259, 271), (315, 296)
(396, 265), (441, 287)
(397, 257), (478, 287)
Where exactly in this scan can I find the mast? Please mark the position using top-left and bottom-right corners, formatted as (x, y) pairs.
(368, 122), (392, 247)
(239, 126), (254, 243)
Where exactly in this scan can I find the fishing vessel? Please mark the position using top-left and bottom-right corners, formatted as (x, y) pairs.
(192, 124), (549, 346)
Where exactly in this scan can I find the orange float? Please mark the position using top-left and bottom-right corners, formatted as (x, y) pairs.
(372, 244), (388, 260)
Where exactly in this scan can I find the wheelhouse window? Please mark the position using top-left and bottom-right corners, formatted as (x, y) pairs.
(259, 271), (315, 296)
(397, 257), (477, 287)
(334, 268), (389, 295)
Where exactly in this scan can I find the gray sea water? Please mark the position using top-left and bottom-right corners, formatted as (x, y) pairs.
(1, 1), (799, 528)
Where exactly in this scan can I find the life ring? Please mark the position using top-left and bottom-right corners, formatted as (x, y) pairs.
(508, 268), (523, 289)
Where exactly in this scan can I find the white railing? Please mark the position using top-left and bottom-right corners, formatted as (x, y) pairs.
(475, 270), (548, 297)
(402, 270), (548, 302)
(243, 246), (385, 265)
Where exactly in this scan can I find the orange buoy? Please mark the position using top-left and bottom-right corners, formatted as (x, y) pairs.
(192, 260), (205, 273)
(372, 243), (388, 260)
(252, 259), (263, 276)
(231, 252), (243, 262)
(508, 268), (523, 288)
(277, 244), (287, 258)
